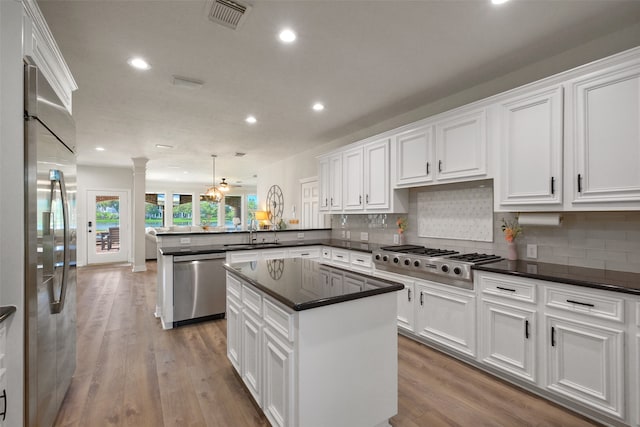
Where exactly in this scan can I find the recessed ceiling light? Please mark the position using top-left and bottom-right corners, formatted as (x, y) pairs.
(155, 144), (174, 149)
(246, 115), (257, 124)
(491, 0), (510, 4)
(278, 28), (296, 43)
(127, 57), (151, 70)
(312, 102), (325, 112)
(95, 147), (105, 151)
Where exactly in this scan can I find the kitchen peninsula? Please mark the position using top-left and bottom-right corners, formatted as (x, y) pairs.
(225, 258), (403, 427)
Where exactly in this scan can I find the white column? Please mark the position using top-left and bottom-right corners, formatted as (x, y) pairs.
(192, 191), (200, 226)
(131, 157), (148, 272)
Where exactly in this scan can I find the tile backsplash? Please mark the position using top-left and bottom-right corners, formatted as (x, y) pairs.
(330, 187), (640, 273)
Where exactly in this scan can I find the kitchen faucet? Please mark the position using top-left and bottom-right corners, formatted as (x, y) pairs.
(248, 219), (257, 244)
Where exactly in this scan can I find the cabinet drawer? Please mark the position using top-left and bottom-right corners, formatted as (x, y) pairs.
(262, 249), (288, 260)
(331, 249), (350, 265)
(545, 286), (624, 323)
(289, 247), (321, 258)
(226, 273), (242, 301)
(479, 273), (536, 304)
(229, 250), (260, 263)
(242, 284), (262, 316)
(263, 298), (295, 343)
(350, 252), (372, 269)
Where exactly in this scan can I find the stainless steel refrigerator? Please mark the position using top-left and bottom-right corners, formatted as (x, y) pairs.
(24, 60), (77, 427)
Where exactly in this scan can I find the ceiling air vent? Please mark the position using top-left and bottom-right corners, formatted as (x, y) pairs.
(208, 0), (251, 30)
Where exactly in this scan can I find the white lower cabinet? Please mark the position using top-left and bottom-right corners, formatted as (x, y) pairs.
(472, 271), (637, 425)
(226, 297), (242, 373)
(480, 299), (536, 383)
(227, 270), (399, 426)
(241, 309), (263, 406)
(415, 280), (476, 357)
(262, 327), (294, 427)
(545, 315), (625, 419)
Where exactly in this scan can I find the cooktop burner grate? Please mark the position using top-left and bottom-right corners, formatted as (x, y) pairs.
(447, 253), (502, 263)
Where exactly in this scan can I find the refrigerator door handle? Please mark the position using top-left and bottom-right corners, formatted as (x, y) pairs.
(48, 169), (70, 314)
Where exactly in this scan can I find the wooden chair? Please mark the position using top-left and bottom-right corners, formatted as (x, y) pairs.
(107, 227), (120, 250)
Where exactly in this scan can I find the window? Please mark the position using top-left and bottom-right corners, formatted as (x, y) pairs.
(173, 194), (192, 226)
(225, 195), (242, 230)
(199, 195), (219, 227)
(145, 193), (164, 227)
(247, 194), (257, 223)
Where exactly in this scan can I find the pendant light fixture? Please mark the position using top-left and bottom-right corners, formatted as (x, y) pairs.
(205, 155), (224, 202)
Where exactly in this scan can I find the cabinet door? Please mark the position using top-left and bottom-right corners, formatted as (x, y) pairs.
(263, 328), (295, 427)
(343, 147), (364, 211)
(498, 86), (563, 208)
(434, 109), (487, 182)
(318, 157), (330, 211)
(568, 61), (640, 205)
(480, 299), (536, 383)
(415, 281), (476, 357)
(226, 297), (242, 373)
(242, 309), (263, 406)
(396, 126), (434, 186)
(364, 138), (390, 210)
(329, 154), (343, 210)
(397, 282), (415, 332)
(546, 315), (624, 418)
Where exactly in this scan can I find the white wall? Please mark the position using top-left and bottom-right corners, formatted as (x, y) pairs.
(257, 22), (640, 224)
(0, 2), (27, 425)
(77, 165), (134, 266)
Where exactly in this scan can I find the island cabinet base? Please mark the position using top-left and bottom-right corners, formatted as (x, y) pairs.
(226, 271), (398, 427)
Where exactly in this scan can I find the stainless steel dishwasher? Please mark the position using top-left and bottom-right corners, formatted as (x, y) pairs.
(173, 251), (227, 327)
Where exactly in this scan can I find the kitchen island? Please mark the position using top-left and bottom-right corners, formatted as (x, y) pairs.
(225, 258), (403, 427)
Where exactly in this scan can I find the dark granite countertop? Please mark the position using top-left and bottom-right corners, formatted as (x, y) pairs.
(156, 227), (331, 236)
(224, 258), (404, 311)
(159, 239), (381, 256)
(473, 260), (640, 296)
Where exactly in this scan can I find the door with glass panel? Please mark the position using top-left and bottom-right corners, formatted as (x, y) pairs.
(87, 190), (129, 264)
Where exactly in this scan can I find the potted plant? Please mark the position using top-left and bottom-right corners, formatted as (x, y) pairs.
(501, 217), (522, 260)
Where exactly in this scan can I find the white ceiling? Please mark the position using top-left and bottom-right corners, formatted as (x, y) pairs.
(37, 0), (640, 189)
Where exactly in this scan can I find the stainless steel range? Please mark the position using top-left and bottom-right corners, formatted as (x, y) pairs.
(373, 245), (502, 289)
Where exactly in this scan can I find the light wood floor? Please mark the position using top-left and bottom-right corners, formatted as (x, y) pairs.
(54, 262), (601, 427)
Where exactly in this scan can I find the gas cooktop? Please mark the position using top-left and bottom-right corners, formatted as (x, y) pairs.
(373, 245), (502, 289)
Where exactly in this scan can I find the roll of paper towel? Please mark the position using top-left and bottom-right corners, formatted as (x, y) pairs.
(518, 213), (562, 226)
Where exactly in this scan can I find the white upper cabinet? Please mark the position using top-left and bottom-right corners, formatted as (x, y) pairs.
(395, 125), (434, 186)
(395, 109), (488, 188)
(318, 153), (342, 212)
(363, 138), (391, 210)
(496, 85), (564, 210)
(434, 108), (488, 182)
(566, 57), (640, 209)
(343, 138), (391, 211)
(343, 146), (364, 211)
(318, 138), (407, 213)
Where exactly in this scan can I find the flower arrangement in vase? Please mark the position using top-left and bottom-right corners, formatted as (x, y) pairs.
(396, 217), (407, 245)
(501, 217), (522, 260)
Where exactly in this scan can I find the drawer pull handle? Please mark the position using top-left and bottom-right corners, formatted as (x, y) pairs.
(0, 389), (6, 421)
(577, 174), (582, 193)
(300, 253), (310, 256)
(496, 286), (516, 292)
(407, 288), (412, 302)
(426, 162), (430, 175)
(336, 255), (344, 259)
(420, 291), (424, 306)
(525, 320), (529, 339)
(438, 160), (443, 173)
(566, 299), (595, 308)
(551, 326), (556, 347)
(550, 176), (555, 195)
